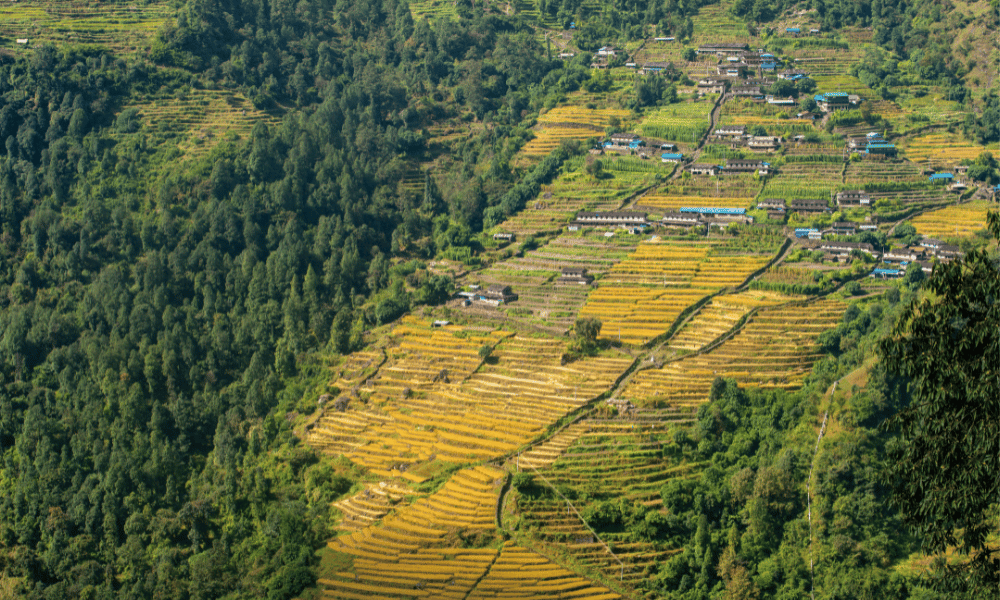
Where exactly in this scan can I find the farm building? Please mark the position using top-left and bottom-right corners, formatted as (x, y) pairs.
(493, 232), (515, 243)
(559, 268), (594, 285)
(640, 61), (673, 75)
(723, 159), (768, 174)
(697, 79), (728, 94)
(714, 125), (747, 137)
(884, 248), (924, 263)
(871, 268), (903, 279)
(778, 70), (809, 80)
(766, 96), (796, 106)
(477, 285), (518, 305)
(794, 228), (819, 238)
(679, 207), (746, 216)
(836, 191), (871, 207)
(929, 173), (954, 183)
(831, 222), (856, 235)
(932, 244), (964, 260)
(810, 28), (821, 34)
(748, 136), (782, 151)
(661, 212), (704, 227)
(15, 39), (28, 45)
(596, 46), (620, 56)
(789, 199), (831, 213)
(654, 37), (675, 42)
(660, 143), (678, 151)
(786, 27), (801, 35)
(820, 241), (876, 257)
(688, 163), (719, 176)
(609, 133), (641, 146)
(718, 64), (750, 78)
(865, 143), (897, 156)
(814, 92), (856, 112)
(661, 153), (684, 163)
(575, 211), (648, 226)
(697, 42), (750, 55)
(558, 52), (575, 59)
(731, 85), (763, 98)
(859, 223), (878, 231)
(758, 198), (786, 211)
(919, 238), (945, 249)
(431, 320), (452, 327)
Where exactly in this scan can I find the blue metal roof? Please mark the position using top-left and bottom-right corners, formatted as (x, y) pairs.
(786, 28), (801, 32)
(873, 268), (901, 276)
(661, 153), (683, 159)
(929, 173), (954, 180)
(680, 207), (746, 215)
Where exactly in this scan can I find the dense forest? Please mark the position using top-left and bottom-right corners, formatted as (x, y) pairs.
(0, 0), (997, 598)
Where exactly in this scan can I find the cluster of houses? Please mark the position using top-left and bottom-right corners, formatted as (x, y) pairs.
(598, 133), (684, 163)
(569, 207), (754, 234)
(709, 125), (783, 152)
(870, 239), (964, 278)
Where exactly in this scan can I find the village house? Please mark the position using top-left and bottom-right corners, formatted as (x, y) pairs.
(687, 163), (719, 176)
(476, 285), (518, 305)
(640, 61), (673, 75)
(714, 125), (747, 137)
(786, 27), (801, 36)
(766, 96), (796, 106)
(883, 247), (924, 263)
(871, 267), (904, 279)
(820, 241), (876, 258)
(778, 69), (809, 81)
(929, 172), (954, 184)
(492, 232), (515, 243)
(747, 136), (782, 151)
(865, 142), (897, 157)
(789, 198), (831, 213)
(723, 158), (769, 174)
(836, 191), (871, 207)
(831, 222), (856, 235)
(697, 78), (728, 95)
(661, 152), (684, 163)
(814, 92), (857, 112)
(757, 198), (786, 211)
(596, 46), (620, 57)
(932, 244), (964, 260)
(794, 228), (819, 238)
(718, 63), (750, 78)
(558, 267), (594, 285)
(661, 212), (704, 227)
(609, 132), (641, 147)
(575, 211), (648, 227)
(730, 85), (763, 98)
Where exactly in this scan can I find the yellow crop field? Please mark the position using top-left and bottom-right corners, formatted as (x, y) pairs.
(308, 320), (631, 475)
(579, 286), (711, 345)
(625, 298), (845, 406)
(668, 290), (799, 352)
(466, 543), (621, 600)
(521, 127), (603, 156)
(903, 133), (996, 165)
(537, 106), (631, 127)
(911, 200), (998, 238)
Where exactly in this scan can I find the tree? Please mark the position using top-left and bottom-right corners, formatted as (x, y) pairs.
(682, 47), (697, 62)
(878, 211), (1000, 594)
(570, 317), (602, 354)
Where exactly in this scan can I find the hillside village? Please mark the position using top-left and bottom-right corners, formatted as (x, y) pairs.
(0, 1), (996, 599)
(305, 3), (999, 599)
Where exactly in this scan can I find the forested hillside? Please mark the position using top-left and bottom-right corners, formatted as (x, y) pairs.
(0, 0), (996, 599)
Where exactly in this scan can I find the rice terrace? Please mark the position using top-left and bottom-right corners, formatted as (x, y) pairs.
(0, 0), (997, 599)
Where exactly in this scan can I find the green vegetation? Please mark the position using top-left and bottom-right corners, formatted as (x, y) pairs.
(0, 0), (997, 598)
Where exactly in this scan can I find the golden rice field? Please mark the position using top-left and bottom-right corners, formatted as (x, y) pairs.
(521, 126), (604, 157)
(307, 318), (632, 475)
(911, 200), (998, 238)
(667, 290), (800, 352)
(639, 195), (755, 212)
(902, 133), (996, 165)
(322, 465), (620, 600)
(578, 240), (778, 345)
(624, 298), (846, 406)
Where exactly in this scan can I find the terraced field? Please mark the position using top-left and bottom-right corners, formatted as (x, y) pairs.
(307, 317), (633, 476)
(499, 157), (656, 236)
(901, 132), (997, 166)
(667, 290), (799, 352)
(472, 236), (637, 331)
(0, 1), (172, 51)
(122, 89), (281, 163)
(521, 106), (630, 160)
(624, 298), (846, 406)
(637, 194), (755, 212)
(911, 200), (997, 238)
(638, 99), (717, 143)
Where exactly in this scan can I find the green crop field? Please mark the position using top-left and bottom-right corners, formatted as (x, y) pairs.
(0, 1), (172, 51)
